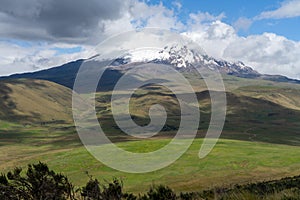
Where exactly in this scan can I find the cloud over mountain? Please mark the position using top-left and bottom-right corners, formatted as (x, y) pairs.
(0, 0), (124, 42)
(0, 0), (299, 79)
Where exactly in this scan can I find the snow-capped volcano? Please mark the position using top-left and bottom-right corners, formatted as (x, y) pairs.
(2, 44), (300, 90)
(111, 44), (260, 78)
(157, 45), (200, 68)
(116, 44), (202, 68)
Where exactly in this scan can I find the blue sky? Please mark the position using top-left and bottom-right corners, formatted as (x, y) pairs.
(149, 0), (299, 41)
(0, 0), (299, 78)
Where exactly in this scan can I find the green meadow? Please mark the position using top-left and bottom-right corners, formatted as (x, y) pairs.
(1, 76), (300, 195)
(1, 120), (300, 194)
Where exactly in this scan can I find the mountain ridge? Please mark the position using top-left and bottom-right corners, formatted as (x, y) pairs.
(1, 45), (299, 90)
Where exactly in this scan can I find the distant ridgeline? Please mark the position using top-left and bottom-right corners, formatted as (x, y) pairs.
(1, 45), (300, 93)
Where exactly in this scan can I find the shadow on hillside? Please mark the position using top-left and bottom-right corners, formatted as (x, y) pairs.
(95, 89), (300, 146)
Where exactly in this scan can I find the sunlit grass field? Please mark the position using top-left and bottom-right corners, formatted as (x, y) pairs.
(1, 121), (300, 194)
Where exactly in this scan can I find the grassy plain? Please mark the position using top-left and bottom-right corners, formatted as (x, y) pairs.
(1, 120), (300, 194)
(1, 76), (300, 194)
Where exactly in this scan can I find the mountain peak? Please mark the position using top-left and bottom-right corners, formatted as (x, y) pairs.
(2, 44), (299, 91)
(111, 44), (259, 78)
(157, 44), (204, 68)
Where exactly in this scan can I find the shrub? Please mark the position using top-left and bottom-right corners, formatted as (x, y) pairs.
(0, 162), (75, 200)
(139, 185), (177, 200)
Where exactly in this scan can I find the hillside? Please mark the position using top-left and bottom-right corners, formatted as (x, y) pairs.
(1, 72), (300, 146)
(0, 79), (73, 124)
(1, 74), (300, 143)
(94, 74), (300, 145)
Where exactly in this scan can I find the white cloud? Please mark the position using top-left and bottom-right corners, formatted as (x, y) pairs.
(257, 0), (300, 19)
(0, 42), (95, 76)
(223, 33), (300, 79)
(183, 18), (300, 79)
(172, 1), (182, 11)
(129, 1), (184, 30)
(0, 0), (184, 75)
(182, 20), (237, 58)
(0, 1), (300, 80)
(188, 12), (225, 26)
(233, 17), (253, 32)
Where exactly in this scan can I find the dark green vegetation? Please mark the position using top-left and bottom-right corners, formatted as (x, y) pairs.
(2, 162), (300, 199)
(0, 162), (74, 200)
(1, 71), (300, 197)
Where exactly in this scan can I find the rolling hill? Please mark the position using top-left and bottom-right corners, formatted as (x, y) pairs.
(93, 75), (300, 146)
(1, 69), (300, 145)
(0, 79), (73, 124)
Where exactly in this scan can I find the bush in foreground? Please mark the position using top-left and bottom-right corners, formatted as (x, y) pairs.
(2, 162), (300, 200)
(0, 162), (75, 200)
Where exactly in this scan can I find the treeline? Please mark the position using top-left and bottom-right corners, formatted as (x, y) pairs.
(1, 162), (300, 200)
